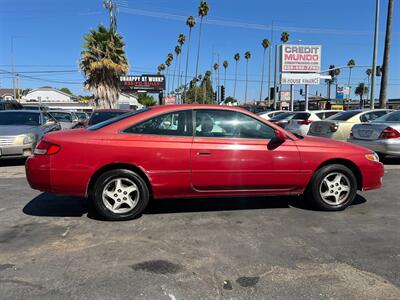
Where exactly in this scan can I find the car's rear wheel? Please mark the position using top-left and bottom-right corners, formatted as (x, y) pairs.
(306, 164), (357, 211)
(92, 169), (150, 221)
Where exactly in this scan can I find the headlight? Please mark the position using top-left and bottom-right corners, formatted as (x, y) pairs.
(365, 153), (380, 162)
(15, 134), (37, 146)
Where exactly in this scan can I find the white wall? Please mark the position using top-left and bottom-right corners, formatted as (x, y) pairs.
(118, 93), (144, 109)
(23, 89), (72, 103)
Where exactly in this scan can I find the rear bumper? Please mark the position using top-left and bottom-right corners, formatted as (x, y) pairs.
(25, 155), (52, 192)
(349, 139), (400, 156)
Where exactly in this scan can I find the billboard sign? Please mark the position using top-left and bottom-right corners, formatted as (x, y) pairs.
(164, 95), (176, 105)
(280, 91), (291, 101)
(281, 73), (321, 85)
(120, 75), (165, 92)
(336, 85), (349, 100)
(281, 45), (321, 73)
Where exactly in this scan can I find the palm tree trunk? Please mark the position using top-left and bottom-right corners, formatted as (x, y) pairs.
(245, 60), (249, 102)
(167, 66), (170, 95)
(260, 48), (266, 101)
(348, 68), (352, 100)
(172, 56), (178, 95)
(194, 17), (204, 104)
(234, 61), (238, 99)
(379, 0), (394, 108)
(177, 53), (182, 104)
(327, 81), (331, 100)
(183, 28), (192, 102)
(224, 68), (227, 88)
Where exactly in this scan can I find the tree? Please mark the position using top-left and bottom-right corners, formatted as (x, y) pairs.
(157, 64), (166, 75)
(224, 96), (237, 104)
(137, 93), (156, 106)
(347, 59), (356, 99)
(60, 87), (72, 95)
(281, 32), (289, 43)
(260, 38), (270, 101)
(326, 65), (341, 99)
(244, 51), (251, 102)
(165, 53), (173, 95)
(379, 0), (394, 108)
(194, 1), (209, 103)
(355, 82), (369, 109)
(222, 60), (228, 88)
(172, 45), (181, 94)
(80, 25), (128, 109)
(184, 16), (196, 100)
(213, 63), (219, 95)
(185, 70), (214, 104)
(177, 34), (186, 90)
(233, 53), (240, 99)
(103, 0), (118, 32)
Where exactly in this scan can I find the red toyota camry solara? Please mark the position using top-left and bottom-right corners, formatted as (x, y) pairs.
(26, 105), (384, 220)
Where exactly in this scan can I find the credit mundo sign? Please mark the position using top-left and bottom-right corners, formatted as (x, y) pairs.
(281, 45), (321, 73)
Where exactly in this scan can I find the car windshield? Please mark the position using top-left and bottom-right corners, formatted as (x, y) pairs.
(75, 112), (87, 119)
(271, 112), (294, 120)
(88, 108), (149, 130)
(373, 111), (400, 123)
(327, 110), (361, 121)
(50, 111), (73, 122)
(0, 111), (40, 126)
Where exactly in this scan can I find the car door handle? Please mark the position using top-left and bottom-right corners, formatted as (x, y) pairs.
(197, 151), (212, 156)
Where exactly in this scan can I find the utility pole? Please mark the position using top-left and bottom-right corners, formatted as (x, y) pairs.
(290, 84), (294, 111)
(11, 37), (16, 100)
(370, 0), (380, 110)
(273, 44), (280, 110)
(304, 84), (309, 111)
(268, 21), (274, 107)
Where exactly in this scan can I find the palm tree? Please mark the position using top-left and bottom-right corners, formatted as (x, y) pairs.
(166, 53), (173, 95)
(347, 59), (356, 99)
(260, 38), (271, 101)
(326, 65), (341, 99)
(244, 51), (251, 102)
(233, 53), (240, 99)
(184, 16), (196, 97)
(177, 34), (186, 91)
(159, 63), (166, 74)
(355, 82), (369, 109)
(194, 1), (209, 103)
(213, 63), (219, 95)
(80, 25), (128, 109)
(172, 45), (181, 94)
(281, 32), (290, 43)
(379, 0), (394, 108)
(223, 60), (228, 88)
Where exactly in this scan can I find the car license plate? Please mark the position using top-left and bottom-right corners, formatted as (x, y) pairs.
(314, 126), (322, 133)
(359, 130), (372, 137)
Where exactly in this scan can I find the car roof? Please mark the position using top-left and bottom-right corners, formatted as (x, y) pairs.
(92, 109), (132, 113)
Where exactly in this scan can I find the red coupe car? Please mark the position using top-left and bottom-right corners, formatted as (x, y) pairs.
(26, 105), (384, 220)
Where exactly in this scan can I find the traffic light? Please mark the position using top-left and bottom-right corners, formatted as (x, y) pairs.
(213, 92), (217, 103)
(300, 88), (303, 95)
(220, 85), (225, 103)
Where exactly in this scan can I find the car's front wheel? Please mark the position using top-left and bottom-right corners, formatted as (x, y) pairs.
(92, 169), (150, 221)
(306, 164), (357, 211)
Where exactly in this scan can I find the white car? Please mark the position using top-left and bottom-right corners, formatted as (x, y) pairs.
(285, 110), (342, 136)
(258, 110), (287, 120)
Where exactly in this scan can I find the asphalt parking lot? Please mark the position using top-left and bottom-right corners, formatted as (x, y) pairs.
(0, 159), (399, 299)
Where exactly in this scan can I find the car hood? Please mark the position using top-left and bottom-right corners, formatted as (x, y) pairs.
(0, 125), (39, 136)
(298, 135), (371, 153)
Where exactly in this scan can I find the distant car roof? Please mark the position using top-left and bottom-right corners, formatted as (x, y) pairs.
(0, 109), (41, 113)
(92, 109), (132, 113)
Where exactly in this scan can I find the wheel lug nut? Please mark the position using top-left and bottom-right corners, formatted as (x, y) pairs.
(123, 197), (127, 200)
(114, 194), (117, 197)
(118, 189), (122, 192)
(117, 199), (121, 202)
(123, 192), (127, 195)
(336, 183), (339, 186)
(330, 190), (333, 193)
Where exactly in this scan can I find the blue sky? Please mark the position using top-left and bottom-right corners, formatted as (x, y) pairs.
(0, 0), (399, 101)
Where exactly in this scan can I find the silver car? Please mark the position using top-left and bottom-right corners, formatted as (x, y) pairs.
(348, 110), (400, 157)
(0, 110), (61, 159)
(48, 110), (79, 130)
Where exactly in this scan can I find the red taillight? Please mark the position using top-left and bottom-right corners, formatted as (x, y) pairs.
(298, 120), (313, 125)
(34, 140), (61, 155)
(330, 123), (339, 132)
(379, 127), (400, 139)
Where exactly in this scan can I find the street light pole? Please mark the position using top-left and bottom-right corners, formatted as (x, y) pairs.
(273, 44), (279, 110)
(370, 0), (380, 110)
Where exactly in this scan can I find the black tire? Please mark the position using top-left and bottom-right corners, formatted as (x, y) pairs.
(92, 169), (150, 221)
(306, 164), (357, 211)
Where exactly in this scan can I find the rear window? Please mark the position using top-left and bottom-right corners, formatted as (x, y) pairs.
(0, 111), (40, 126)
(292, 112), (310, 120)
(328, 111), (361, 121)
(271, 112), (294, 120)
(88, 108), (149, 130)
(50, 111), (72, 122)
(372, 111), (400, 123)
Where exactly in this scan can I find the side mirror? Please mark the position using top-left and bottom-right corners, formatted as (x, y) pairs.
(274, 130), (287, 142)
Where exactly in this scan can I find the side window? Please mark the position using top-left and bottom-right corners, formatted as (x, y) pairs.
(316, 112), (325, 119)
(361, 111), (388, 122)
(124, 110), (192, 136)
(325, 111), (340, 118)
(195, 110), (276, 139)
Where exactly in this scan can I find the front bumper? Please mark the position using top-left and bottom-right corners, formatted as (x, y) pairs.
(349, 139), (400, 156)
(0, 145), (34, 160)
(360, 160), (385, 191)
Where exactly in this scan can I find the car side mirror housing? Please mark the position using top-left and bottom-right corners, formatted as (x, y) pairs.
(274, 130), (287, 142)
